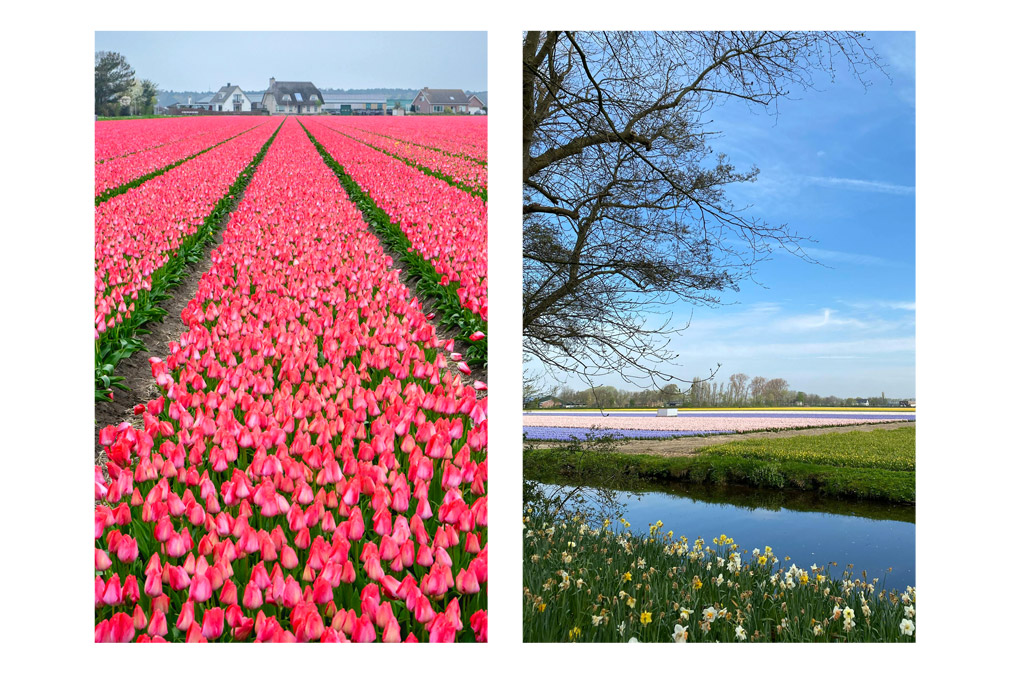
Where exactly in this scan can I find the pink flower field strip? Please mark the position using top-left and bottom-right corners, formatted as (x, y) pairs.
(332, 121), (488, 193)
(95, 119), (282, 339)
(304, 118), (488, 321)
(521, 415), (907, 433)
(96, 118), (266, 196)
(348, 117), (487, 164)
(95, 120), (488, 643)
(96, 117), (255, 163)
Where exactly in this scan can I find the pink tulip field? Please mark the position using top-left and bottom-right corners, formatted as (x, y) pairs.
(523, 410), (914, 436)
(334, 123), (488, 195)
(95, 118), (268, 199)
(95, 117), (254, 163)
(95, 116), (489, 643)
(345, 116), (488, 164)
(303, 117), (488, 340)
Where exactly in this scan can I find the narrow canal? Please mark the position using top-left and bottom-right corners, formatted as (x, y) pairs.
(534, 481), (915, 588)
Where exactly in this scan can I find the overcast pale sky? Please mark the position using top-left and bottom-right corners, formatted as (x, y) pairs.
(94, 31), (487, 91)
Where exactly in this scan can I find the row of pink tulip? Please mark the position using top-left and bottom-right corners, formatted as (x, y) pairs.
(333, 121), (487, 193)
(305, 118), (488, 321)
(96, 117), (257, 164)
(95, 119), (282, 340)
(96, 119), (266, 197)
(346, 117), (487, 164)
(95, 119), (489, 643)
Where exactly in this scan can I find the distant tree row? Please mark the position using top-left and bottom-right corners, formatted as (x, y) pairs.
(526, 373), (908, 409)
(95, 51), (158, 116)
(540, 383), (685, 409)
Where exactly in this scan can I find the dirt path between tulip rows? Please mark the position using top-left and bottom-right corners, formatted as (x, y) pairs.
(527, 421), (915, 457)
(94, 223), (484, 466)
(94, 226), (225, 464)
(313, 122), (488, 394)
(96, 128), (486, 465)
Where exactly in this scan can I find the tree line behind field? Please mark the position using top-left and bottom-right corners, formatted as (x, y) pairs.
(525, 372), (905, 409)
(95, 51), (158, 117)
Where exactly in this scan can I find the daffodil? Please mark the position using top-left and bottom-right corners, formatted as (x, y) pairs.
(640, 611), (652, 625)
(899, 619), (915, 636)
(673, 624), (689, 643)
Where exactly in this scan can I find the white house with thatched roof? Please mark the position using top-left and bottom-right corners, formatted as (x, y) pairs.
(262, 78), (325, 114)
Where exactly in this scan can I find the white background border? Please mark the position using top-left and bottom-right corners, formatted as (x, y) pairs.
(2, 0), (1003, 666)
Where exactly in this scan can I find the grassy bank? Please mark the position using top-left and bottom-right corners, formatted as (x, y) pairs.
(522, 514), (916, 642)
(524, 427), (915, 504)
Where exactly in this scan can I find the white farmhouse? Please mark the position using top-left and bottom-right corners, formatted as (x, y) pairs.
(207, 83), (250, 112)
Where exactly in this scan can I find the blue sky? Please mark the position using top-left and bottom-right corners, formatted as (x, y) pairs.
(94, 31), (487, 91)
(560, 31), (916, 398)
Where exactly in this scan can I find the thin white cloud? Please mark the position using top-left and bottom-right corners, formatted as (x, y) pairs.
(799, 246), (903, 268)
(839, 299), (916, 311)
(806, 176), (914, 196)
(775, 309), (868, 332)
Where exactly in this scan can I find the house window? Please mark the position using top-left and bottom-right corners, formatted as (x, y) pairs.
(433, 105), (443, 112)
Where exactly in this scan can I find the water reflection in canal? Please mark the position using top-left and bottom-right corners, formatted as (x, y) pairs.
(536, 481), (915, 588)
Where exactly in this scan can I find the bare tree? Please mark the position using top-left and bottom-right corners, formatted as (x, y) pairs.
(523, 31), (884, 388)
(728, 372), (750, 406)
(749, 376), (768, 405)
(763, 378), (790, 405)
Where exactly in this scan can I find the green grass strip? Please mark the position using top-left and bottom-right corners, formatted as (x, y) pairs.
(95, 119), (284, 402)
(523, 448), (915, 504)
(701, 426), (915, 472)
(95, 124), (263, 206)
(300, 120), (487, 368)
(328, 126), (487, 201)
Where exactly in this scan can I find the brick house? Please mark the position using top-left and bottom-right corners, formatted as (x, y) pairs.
(262, 78), (325, 114)
(467, 94), (486, 114)
(411, 87), (469, 114)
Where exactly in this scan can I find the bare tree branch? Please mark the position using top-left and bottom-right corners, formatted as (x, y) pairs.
(522, 31), (884, 388)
